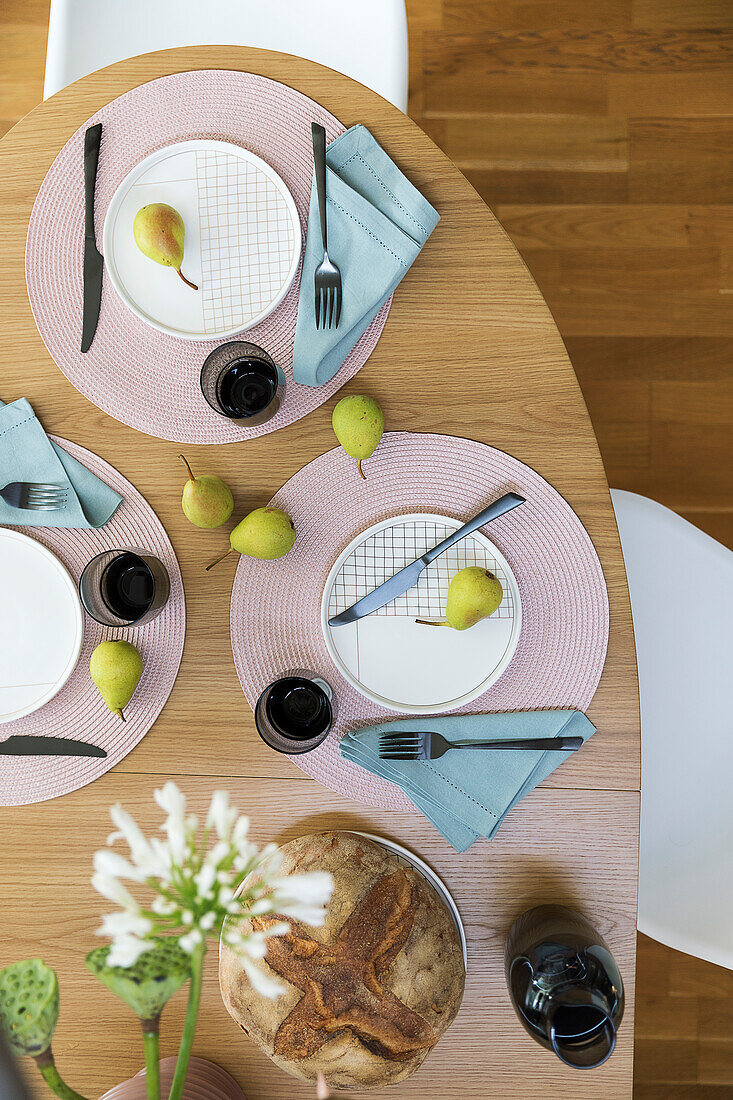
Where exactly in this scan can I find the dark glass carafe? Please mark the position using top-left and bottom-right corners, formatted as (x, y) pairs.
(505, 905), (624, 1069)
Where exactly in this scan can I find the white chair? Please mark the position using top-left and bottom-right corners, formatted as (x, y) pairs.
(611, 489), (733, 970)
(43, 0), (409, 111)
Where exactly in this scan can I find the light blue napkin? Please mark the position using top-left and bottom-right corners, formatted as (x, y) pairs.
(293, 125), (439, 387)
(0, 398), (122, 528)
(341, 711), (596, 852)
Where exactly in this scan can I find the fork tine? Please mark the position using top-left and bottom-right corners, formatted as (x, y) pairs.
(334, 287), (342, 328)
(328, 285), (335, 328)
(380, 752), (420, 760)
(379, 737), (421, 746)
(315, 285), (321, 329)
(29, 483), (66, 492)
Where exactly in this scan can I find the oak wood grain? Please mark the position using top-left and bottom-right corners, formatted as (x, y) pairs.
(0, 776), (639, 1100)
(4, 3), (733, 1095)
(0, 43), (639, 1100)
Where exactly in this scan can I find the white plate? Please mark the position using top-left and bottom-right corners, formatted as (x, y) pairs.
(353, 832), (468, 970)
(0, 530), (83, 723)
(321, 513), (522, 714)
(103, 140), (302, 340)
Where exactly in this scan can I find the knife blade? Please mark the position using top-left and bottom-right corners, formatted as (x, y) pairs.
(81, 123), (104, 353)
(328, 492), (526, 628)
(0, 735), (106, 757)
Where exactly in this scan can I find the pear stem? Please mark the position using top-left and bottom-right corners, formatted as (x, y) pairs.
(177, 268), (198, 291)
(179, 454), (195, 481)
(415, 619), (448, 627)
(358, 459), (367, 480)
(206, 547), (233, 572)
(114, 708), (126, 722)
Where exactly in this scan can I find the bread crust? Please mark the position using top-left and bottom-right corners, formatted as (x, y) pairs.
(219, 832), (465, 1089)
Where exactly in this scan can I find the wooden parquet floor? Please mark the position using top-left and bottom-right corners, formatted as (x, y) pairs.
(1, 0), (732, 1093)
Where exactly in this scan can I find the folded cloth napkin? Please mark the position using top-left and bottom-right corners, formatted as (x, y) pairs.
(292, 124), (440, 387)
(341, 710), (596, 852)
(0, 398), (122, 528)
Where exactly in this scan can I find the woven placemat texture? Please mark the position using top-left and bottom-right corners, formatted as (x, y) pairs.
(230, 432), (609, 812)
(0, 439), (185, 805)
(26, 70), (390, 444)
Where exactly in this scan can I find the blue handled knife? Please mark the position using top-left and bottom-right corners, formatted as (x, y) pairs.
(328, 492), (526, 627)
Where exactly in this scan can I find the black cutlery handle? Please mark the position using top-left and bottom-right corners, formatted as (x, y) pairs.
(453, 736), (584, 751)
(312, 122), (328, 253)
(84, 123), (102, 240)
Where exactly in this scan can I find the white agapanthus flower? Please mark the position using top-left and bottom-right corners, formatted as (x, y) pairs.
(91, 782), (334, 992)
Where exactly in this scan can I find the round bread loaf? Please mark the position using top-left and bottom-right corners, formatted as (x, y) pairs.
(219, 831), (465, 1089)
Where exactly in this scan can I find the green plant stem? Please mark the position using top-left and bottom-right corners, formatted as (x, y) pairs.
(141, 1017), (161, 1100)
(168, 942), (205, 1100)
(33, 1049), (88, 1100)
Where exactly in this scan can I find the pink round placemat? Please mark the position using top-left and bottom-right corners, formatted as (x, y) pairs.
(230, 432), (609, 812)
(0, 439), (185, 806)
(25, 70), (391, 444)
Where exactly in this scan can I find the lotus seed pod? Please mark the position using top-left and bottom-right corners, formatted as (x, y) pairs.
(0, 959), (59, 1056)
(85, 938), (191, 1020)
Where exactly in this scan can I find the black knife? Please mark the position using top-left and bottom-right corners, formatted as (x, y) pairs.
(81, 123), (104, 353)
(0, 735), (106, 757)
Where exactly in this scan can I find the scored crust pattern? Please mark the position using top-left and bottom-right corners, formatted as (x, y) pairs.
(254, 869), (437, 1063)
(219, 832), (465, 1089)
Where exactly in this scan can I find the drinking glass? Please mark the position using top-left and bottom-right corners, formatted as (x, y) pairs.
(254, 671), (335, 755)
(79, 549), (170, 627)
(200, 341), (284, 426)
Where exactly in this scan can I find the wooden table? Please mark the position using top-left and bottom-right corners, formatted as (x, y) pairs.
(0, 47), (640, 1100)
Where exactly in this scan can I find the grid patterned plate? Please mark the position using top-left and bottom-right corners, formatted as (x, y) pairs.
(321, 513), (522, 714)
(103, 140), (301, 340)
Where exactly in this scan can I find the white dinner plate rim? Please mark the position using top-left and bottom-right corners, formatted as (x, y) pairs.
(352, 831), (468, 970)
(320, 512), (522, 715)
(0, 529), (84, 723)
(102, 139), (302, 341)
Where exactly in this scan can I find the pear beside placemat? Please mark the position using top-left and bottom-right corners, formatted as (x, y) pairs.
(207, 507), (296, 571)
(219, 831), (465, 1090)
(332, 395), (385, 480)
(179, 456), (234, 529)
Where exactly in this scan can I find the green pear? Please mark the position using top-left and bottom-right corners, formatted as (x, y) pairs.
(417, 566), (503, 630)
(133, 203), (198, 290)
(90, 640), (143, 722)
(332, 395), (385, 479)
(206, 507), (296, 570)
(179, 455), (234, 529)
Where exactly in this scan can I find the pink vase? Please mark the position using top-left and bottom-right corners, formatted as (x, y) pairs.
(99, 1056), (246, 1100)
